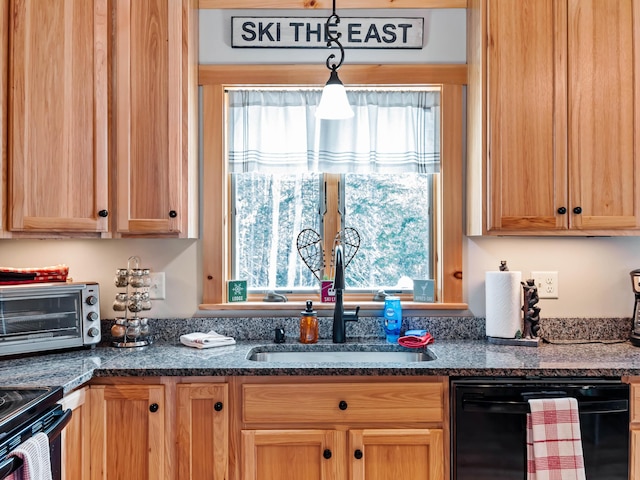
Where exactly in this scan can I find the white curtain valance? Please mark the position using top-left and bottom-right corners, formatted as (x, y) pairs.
(227, 89), (440, 174)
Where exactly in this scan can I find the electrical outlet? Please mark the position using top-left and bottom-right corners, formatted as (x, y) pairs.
(149, 272), (166, 300)
(530, 271), (559, 299)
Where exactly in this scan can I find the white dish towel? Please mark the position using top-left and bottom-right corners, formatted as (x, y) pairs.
(7, 432), (53, 480)
(180, 331), (236, 349)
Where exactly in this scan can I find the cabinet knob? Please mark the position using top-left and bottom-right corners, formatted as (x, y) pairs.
(149, 403), (159, 413)
(573, 206), (582, 214)
(214, 401), (223, 411)
(557, 207), (567, 215)
(98, 209), (109, 217)
(338, 400), (348, 410)
(354, 449), (363, 460)
(169, 210), (177, 218)
(323, 449), (332, 459)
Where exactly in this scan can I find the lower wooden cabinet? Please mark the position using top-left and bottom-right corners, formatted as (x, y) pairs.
(59, 387), (90, 480)
(77, 379), (229, 480)
(61, 376), (446, 480)
(88, 383), (166, 480)
(241, 427), (443, 480)
(236, 377), (448, 480)
(242, 429), (345, 480)
(350, 428), (444, 480)
(176, 383), (229, 479)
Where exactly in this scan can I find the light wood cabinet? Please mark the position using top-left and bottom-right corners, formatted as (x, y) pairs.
(467, 0), (640, 235)
(6, 0), (109, 235)
(89, 384), (166, 479)
(236, 377), (447, 480)
(59, 387), (90, 480)
(1, 0), (197, 238)
(113, 0), (198, 237)
(176, 382), (230, 479)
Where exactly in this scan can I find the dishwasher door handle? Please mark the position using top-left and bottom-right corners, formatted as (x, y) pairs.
(462, 398), (629, 415)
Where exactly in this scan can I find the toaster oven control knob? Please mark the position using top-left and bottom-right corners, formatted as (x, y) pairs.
(87, 311), (99, 322)
(86, 295), (98, 306)
(87, 327), (100, 337)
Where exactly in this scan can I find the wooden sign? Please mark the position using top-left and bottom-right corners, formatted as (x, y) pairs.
(232, 17), (423, 49)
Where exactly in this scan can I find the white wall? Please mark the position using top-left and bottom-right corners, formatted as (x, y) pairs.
(0, 9), (636, 320)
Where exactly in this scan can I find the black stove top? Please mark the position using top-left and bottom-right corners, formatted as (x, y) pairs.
(0, 386), (63, 441)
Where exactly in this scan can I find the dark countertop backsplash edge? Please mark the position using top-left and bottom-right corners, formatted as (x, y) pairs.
(100, 316), (632, 345)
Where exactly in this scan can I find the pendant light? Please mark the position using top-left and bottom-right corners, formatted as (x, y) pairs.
(315, 0), (354, 120)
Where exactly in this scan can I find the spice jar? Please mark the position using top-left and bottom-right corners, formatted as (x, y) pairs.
(129, 269), (146, 288)
(114, 268), (129, 287)
(299, 300), (318, 344)
(112, 293), (128, 311)
(111, 319), (126, 338)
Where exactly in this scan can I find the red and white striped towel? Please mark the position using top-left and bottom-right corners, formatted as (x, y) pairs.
(526, 397), (586, 480)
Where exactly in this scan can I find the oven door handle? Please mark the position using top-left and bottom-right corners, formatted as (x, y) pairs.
(462, 398), (628, 415)
(0, 408), (72, 480)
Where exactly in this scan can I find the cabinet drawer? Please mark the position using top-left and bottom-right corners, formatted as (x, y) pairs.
(242, 382), (444, 424)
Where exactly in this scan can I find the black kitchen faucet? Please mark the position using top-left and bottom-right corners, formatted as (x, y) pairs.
(332, 245), (360, 343)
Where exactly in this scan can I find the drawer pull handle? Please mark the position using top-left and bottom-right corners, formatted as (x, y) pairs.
(338, 400), (348, 410)
(149, 403), (159, 413)
(354, 449), (363, 459)
(214, 401), (223, 411)
(323, 449), (332, 459)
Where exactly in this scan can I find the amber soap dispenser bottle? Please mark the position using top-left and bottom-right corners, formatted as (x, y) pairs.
(299, 300), (318, 344)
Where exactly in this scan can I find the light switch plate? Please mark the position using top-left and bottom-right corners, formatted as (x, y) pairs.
(149, 272), (166, 300)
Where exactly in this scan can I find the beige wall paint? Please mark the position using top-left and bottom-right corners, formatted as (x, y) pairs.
(0, 239), (200, 319)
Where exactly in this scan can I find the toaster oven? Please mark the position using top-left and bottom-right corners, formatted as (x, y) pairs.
(0, 282), (101, 357)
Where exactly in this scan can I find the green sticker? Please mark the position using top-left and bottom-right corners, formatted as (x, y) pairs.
(228, 280), (247, 302)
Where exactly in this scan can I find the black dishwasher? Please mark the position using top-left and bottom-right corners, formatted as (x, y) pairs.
(451, 378), (629, 480)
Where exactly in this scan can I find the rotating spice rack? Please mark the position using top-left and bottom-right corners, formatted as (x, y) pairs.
(111, 255), (152, 347)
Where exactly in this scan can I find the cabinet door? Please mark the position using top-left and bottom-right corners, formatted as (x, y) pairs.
(89, 384), (166, 480)
(114, 0), (197, 237)
(486, 0), (566, 232)
(349, 429), (444, 480)
(567, 0), (640, 230)
(241, 429), (344, 480)
(59, 388), (90, 480)
(8, 0), (109, 233)
(177, 383), (229, 480)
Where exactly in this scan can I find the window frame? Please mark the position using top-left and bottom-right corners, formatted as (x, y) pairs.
(199, 64), (466, 312)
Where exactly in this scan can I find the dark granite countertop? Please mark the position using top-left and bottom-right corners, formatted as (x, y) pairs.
(3, 338), (640, 394)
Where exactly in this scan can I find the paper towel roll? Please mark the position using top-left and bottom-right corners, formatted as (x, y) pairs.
(485, 271), (522, 338)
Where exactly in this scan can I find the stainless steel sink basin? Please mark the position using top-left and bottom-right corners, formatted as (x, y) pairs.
(247, 348), (435, 363)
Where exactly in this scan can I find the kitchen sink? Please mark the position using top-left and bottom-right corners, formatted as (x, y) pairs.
(247, 347), (436, 363)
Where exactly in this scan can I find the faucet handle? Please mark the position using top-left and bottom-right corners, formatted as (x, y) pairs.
(345, 306), (360, 322)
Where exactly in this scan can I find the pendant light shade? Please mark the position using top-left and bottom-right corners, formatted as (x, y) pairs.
(315, 0), (353, 120)
(316, 70), (353, 120)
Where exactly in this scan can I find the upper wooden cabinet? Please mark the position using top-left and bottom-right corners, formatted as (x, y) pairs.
(468, 0), (640, 235)
(2, 0), (197, 237)
(113, 0), (198, 237)
(7, 0), (109, 234)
